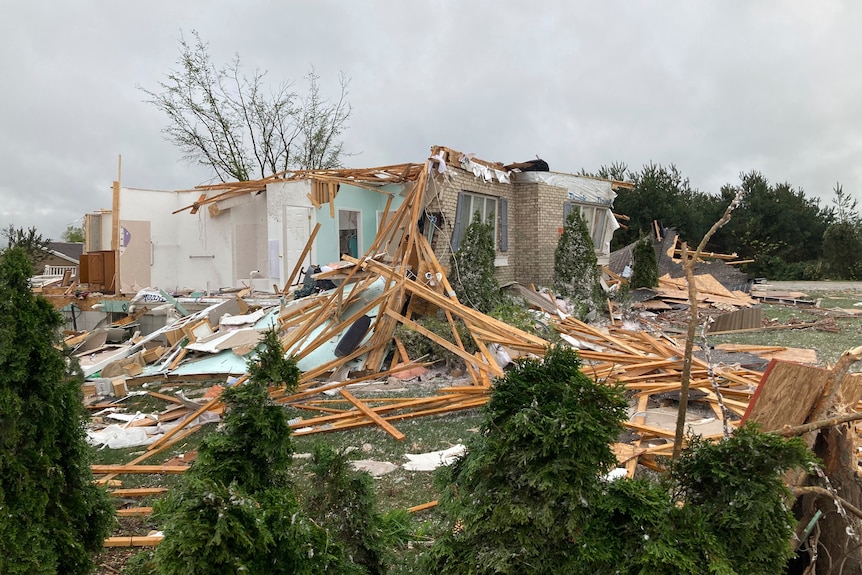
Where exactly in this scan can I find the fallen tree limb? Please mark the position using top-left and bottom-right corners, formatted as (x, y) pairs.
(792, 486), (862, 520)
(779, 412), (862, 437)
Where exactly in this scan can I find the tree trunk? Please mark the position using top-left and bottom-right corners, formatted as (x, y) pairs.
(809, 425), (862, 574)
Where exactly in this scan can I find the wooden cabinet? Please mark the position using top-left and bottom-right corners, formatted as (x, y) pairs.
(79, 250), (116, 292)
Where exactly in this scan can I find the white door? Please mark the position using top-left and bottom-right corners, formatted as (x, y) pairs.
(283, 206), (314, 287)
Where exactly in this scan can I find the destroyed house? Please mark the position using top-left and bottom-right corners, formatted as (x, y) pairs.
(80, 146), (628, 295)
(424, 146), (631, 288)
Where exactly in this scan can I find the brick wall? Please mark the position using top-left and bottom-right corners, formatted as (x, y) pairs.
(423, 158), (587, 290)
(424, 164), (515, 285)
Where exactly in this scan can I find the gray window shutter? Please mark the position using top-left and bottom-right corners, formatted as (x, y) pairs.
(563, 202), (573, 224)
(451, 192), (468, 252)
(500, 198), (508, 252)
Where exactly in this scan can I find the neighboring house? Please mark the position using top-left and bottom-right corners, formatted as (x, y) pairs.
(80, 147), (629, 294)
(39, 241), (82, 277)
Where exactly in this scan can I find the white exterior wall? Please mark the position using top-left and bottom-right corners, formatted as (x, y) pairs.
(101, 187), (268, 293)
(265, 180), (315, 289)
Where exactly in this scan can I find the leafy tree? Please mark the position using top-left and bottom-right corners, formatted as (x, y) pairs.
(630, 236), (658, 289)
(61, 225), (85, 243)
(0, 246), (114, 575)
(823, 221), (862, 279)
(450, 211), (500, 314)
(142, 30), (351, 182)
(670, 424), (815, 575)
(608, 163), (722, 250)
(306, 444), (389, 575)
(554, 209), (603, 316)
(712, 172), (832, 278)
(2, 225), (50, 269)
(831, 181), (860, 225)
(821, 182), (862, 279)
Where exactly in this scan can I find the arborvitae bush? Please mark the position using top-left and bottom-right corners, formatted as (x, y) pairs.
(306, 444), (389, 575)
(423, 346), (629, 574)
(423, 344), (815, 575)
(670, 424), (814, 575)
(630, 236), (659, 289)
(144, 329), (394, 575)
(450, 211), (500, 314)
(0, 247), (114, 575)
(554, 210), (603, 316)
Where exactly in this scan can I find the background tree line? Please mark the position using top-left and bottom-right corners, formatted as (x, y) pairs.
(592, 162), (862, 280)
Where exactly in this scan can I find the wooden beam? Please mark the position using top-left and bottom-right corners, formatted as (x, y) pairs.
(104, 535), (163, 548)
(109, 488), (169, 498)
(283, 221), (321, 293)
(340, 388), (406, 440)
(116, 507), (153, 517)
(91, 464), (189, 474)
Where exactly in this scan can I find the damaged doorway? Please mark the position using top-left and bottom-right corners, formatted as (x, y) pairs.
(283, 205), (314, 284)
(338, 209), (361, 259)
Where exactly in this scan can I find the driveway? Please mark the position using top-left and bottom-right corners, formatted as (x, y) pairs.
(756, 280), (862, 293)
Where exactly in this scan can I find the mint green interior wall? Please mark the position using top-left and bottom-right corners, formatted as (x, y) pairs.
(314, 183), (406, 265)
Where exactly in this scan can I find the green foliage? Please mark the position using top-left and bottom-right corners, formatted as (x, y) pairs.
(714, 172), (832, 277)
(246, 327), (301, 391)
(191, 378), (296, 493)
(489, 295), (549, 339)
(554, 209), (603, 315)
(151, 349), (391, 574)
(450, 211), (500, 314)
(424, 346), (629, 574)
(151, 370), (317, 574)
(630, 236), (659, 289)
(822, 221), (862, 279)
(394, 316), (477, 371)
(0, 247), (114, 575)
(671, 423), (815, 575)
(306, 444), (390, 575)
(422, 343), (814, 575)
(2, 225), (50, 269)
(61, 225), (85, 243)
(608, 162), (721, 250)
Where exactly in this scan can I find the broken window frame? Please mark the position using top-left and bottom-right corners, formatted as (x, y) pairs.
(564, 201), (609, 254)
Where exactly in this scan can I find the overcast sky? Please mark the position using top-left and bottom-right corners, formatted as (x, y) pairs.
(1, 1), (860, 240)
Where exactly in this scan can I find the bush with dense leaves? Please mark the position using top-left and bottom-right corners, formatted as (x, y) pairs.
(554, 210), (603, 317)
(450, 211), (500, 314)
(423, 344), (814, 575)
(0, 247), (114, 575)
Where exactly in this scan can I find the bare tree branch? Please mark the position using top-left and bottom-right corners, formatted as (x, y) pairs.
(140, 30), (351, 181)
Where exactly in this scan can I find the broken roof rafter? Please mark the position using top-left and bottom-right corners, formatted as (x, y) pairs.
(173, 163), (425, 215)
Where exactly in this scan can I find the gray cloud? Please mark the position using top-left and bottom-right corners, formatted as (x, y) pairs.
(1, 0), (860, 239)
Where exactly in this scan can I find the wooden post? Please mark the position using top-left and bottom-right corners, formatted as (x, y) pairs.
(111, 154), (122, 296)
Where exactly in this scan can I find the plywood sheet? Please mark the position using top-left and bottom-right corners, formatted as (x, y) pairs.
(742, 360), (828, 431)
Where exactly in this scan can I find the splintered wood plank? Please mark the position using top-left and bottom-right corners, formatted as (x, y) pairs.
(386, 308), (503, 378)
(408, 500), (439, 513)
(340, 388), (405, 440)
